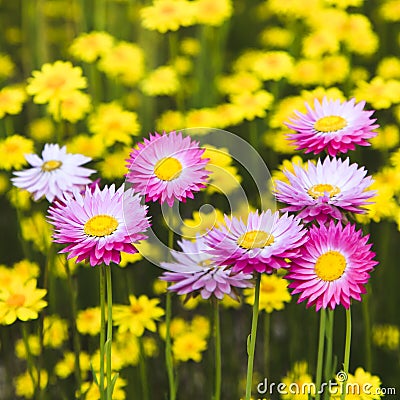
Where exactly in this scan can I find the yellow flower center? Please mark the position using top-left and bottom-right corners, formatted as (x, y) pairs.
(314, 251), (347, 281)
(130, 303), (143, 314)
(261, 283), (276, 293)
(314, 115), (347, 132)
(6, 293), (26, 307)
(42, 160), (62, 172)
(308, 184), (340, 199)
(47, 75), (67, 90)
(154, 157), (182, 181)
(238, 230), (274, 249)
(84, 215), (119, 237)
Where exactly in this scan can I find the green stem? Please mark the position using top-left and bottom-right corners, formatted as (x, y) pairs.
(106, 265), (113, 400)
(324, 309), (334, 382)
(245, 274), (261, 400)
(99, 266), (106, 400)
(139, 338), (150, 400)
(94, 0), (106, 31)
(263, 312), (270, 378)
(315, 309), (326, 400)
(64, 259), (82, 398)
(165, 227), (176, 400)
(362, 291), (372, 371)
(340, 308), (352, 400)
(213, 299), (221, 400)
(21, 323), (37, 397)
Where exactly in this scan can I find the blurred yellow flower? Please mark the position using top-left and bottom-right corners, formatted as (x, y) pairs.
(288, 59), (321, 86)
(217, 72), (262, 95)
(371, 125), (399, 150)
(0, 85), (27, 118)
(159, 317), (188, 340)
(230, 90), (273, 121)
(181, 208), (225, 239)
(281, 361), (315, 400)
(353, 77), (400, 109)
(113, 295), (165, 336)
(143, 336), (158, 357)
(324, 0), (363, 7)
(220, 294), (242, 308)
(213, 103), (245, 128)
(379, 0), (400, 22)
(0, 53), (15, 80)
(319, 55), (350, 86)
(67, 134), (105, 159)
(48, 90), (91, 122)
(190, 315), (210, 338)
(244, 274), (291, 313)
(180, 37), (201, 56)
(172, 331), (207, 362)
(156, 110), (185, 132)
(203, 144), (242, 195)
(28, 118), (54, 142)
(141, 65), (180, 96)
(264, 129), (296, 154)
(26, 61), (87, 104)
(259, 27), (293, 49)
(377, 57), (400, 79)
(80, 376), (127, 400)
(114, 331), (140, 366)
(373, 324), (400, 351)
(98, 41), (144, 86)
(119, 251), (142, 268)
(97, 147), (131, 179)
(302, 29), (340, 58)
(0, 134), (34, 171)
(268, 0), (320, 18)
(140, 0), (195, 33)
(89, 102), (140, 147)
(77, 307), (102, 336)
(0, 278), (47, 325)
(193, 0), (232, 26)
(252, 51), (294, 81)
(15, 335), (41, 359)
(21, 212), (52, 253)
(43, 315), (68, 348)
(54, 351), (90, 379)
(14, 369), (48, 399)
(70, 31), (114, 63)
(185, 107), (219, 130)
(13, 260), (40, 281)
(271, 155), (312, 187)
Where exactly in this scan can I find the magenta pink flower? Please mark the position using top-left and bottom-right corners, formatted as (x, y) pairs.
(274, 157), (375, 224)
(205, 210), (307, 274)
(286, 221), (378, 310)
(47, 184), (150, 266)
(160, 236), (253, 300)
(126, 131), (209, 207)
(286, 97), (378, 156)
(12, 143), (94, 202)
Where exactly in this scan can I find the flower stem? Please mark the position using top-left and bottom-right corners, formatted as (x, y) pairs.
(99, 265), (106, 400)
(105, 265), (113, 400)
(324, 309), (334, 382)
(340, 307), (352, 400)
(21, 323), (37, 396)
(245, 273), (261, 400)
(213, 298), (221, 400)
(139, 338), (150, 400)
(263, 312), (270, 378)
(315, 309), (326, 400)
(64, 259), (82, 398)
(165, 227), (176, 400)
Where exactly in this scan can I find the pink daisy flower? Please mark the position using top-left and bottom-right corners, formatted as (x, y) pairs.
(274, 157), (375, 224)
(286, 97), (378, 156)
(160, 236), (253, 300)
(126, 131), (209, 207)
(12, 143), (95, 202)
(47, 184), (150, 266)
(286, 221), (378, 310)
(205, 210), (307, 274)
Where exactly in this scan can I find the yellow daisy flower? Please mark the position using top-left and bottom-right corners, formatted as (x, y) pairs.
(377, 56), (400, 79)
(12, 259), (40, 281)
(172, 331), (207, 362)
(89, 102), (140, 147)
(15, 334), (41, 358)
(70, 31), (114, 63)
(230, 90), (273, 121)
(80, 376), (127, 400)
(370, 125), (399, 150)
(372, 324), (400, 351)
(14, 369), (48, 399)
(244, 274), (291, 313)
(140, 0), (195, 33)
(98, 41), (144, 86)
(259, 27), (293, 49)
(281, 361), (315, 400)
(0, 278), (47, 325)
(113, 295), (165, 336)
(0, 53), (15, 80)
(54, 351), (90, 379)
(181, 208), (225, 239)
(43, 315), (68, 348)
(28, 118), (54, 142)
(77, 307), (102, 336)
(156, 110), (185, 132)
(0, 85), (27, 119)
(97, 147), (131, 180)
(141, 65), (180, 96)
(48, 90), (91, 122)
(21, 212), (52, 253)
(26, 60), (87, 104)
(66, 134), (105, 159)
(217, 72), (262, 95)
(193, 0), (233, 26)
(0, 134), (34, 171)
